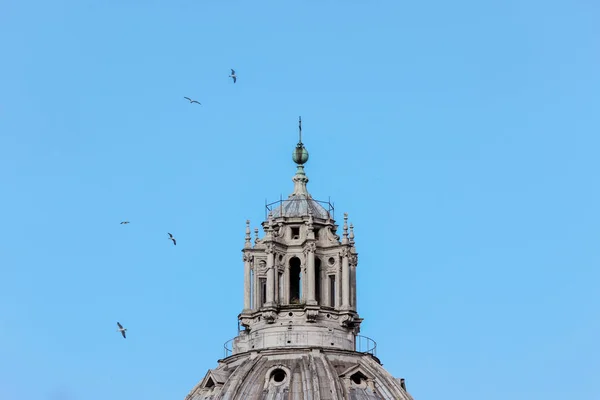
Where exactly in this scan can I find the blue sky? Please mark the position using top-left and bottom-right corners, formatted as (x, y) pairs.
(1, 1), (599, 399)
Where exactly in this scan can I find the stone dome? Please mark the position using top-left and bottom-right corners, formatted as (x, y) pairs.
(185, 348), (414, 400)
(270, 195), (331, 219)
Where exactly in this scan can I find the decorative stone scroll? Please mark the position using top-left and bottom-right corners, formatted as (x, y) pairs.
(325, 226), (340, 242)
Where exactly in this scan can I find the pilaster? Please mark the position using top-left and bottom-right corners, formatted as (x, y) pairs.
(341, 246), (351, 310)
(304, 241), (317, 305)
(242, 252), (252, 311)
(265, 243), (276, 307)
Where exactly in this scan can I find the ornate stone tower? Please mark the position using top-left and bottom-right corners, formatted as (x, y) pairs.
(185, 119), (414, 400)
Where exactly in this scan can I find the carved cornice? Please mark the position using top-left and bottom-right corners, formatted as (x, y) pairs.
(242, 253), (253, 263)
(349, 254), (358, 267)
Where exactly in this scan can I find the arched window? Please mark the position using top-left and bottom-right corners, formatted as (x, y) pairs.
(329, 275), (336, 307)
(289, 257), (302, 304)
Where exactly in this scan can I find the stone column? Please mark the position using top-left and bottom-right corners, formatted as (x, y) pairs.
(350, 253), (358, 310)
(283, 263), (290, 305)
(243, 253), (252, 310)
(274, 268), (279, 304)
(341, 247), (350, 309)
(252, 269), (258, 309)
(305, 243), (317, 305)
(335, 265), (341, 308)
(301, 261), (307, 303)
(324, 271), (330, 307)
(266, 244), (275, 305)
(350, 265), (357, 310)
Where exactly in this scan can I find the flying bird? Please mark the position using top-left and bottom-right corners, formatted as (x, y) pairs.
(120, 221), (130, 225)
(168, 232), (176, 246)
(229, 69), (237, 83)
(116, 322), (127, 339)
(184, 97), (201, 105)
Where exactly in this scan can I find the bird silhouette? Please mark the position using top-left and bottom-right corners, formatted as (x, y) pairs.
(116, 322), (127, 339)
(229, 69), (237, 84)
(120, 221), (130, 225)
(168, 232), (177, 246)
(184, 97), (201, 105)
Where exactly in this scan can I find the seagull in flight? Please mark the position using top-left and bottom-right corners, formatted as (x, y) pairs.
(229, 69), (237, 84)
(116, 322), (127, 339)
(184, 97), (201, 105)
(168, 232), (176, 246)
(120, 221), (130, 225)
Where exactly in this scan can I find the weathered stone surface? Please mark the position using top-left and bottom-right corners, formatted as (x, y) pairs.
(185, 348), (414, 400)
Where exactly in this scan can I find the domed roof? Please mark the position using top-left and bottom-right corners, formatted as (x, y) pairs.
(185, 348), (414, 400)
(271, 195), (330, 219)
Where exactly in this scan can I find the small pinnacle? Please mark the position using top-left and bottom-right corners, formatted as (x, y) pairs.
(245, 220), (251, 245)
(342, 213), (349, 243)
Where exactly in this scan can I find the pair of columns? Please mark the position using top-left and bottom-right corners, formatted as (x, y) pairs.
(242, 243), (353, 310)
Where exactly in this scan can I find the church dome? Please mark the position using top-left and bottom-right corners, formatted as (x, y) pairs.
(183, 119), (417, 400)
(185, 348), (414, 400)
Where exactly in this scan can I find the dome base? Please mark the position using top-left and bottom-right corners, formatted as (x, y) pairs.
(185, 347), (414, 400)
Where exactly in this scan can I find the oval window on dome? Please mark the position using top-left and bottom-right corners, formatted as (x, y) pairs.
(269, 368), (287, 384)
